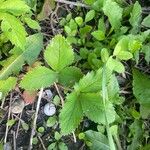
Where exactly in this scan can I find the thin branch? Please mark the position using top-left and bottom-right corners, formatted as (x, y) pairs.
(28, 87), (44, 150)
(37, 135), (46, 150)
(55, 0), (90, 8)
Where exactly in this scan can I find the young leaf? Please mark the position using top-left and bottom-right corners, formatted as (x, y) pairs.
(85, 10), (95, 23)
(103, 0), (123, 31)
(0, 33), (43, 80)
(0, 77), (17, 97)
(24, 18), (41, 30)
(20, 66), (57, 90)
(133, 69), (150, 107)
(83, 130), (110, 150)
(58, 66), (83, 87)
(44, 35), (74, 71)
(129, 1), (142, 32)
(0, 0), (30, 16)
(91, 30), (105, 41)
(59, 92), (83, 135)
(142, 15), (150, 28)
(74, 69), (102, 93)
(1, 13), (27, 49)
(115, 51), (133, 60)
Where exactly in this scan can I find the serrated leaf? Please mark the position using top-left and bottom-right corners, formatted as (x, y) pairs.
(85, 10), (95, 23)
(20, 66), (57, 90)
(103, 0), (123, 31)
(0, 77), (17, 97)
(44, 35), (74, 71)
(84, 130), (110, 150)
(142, 15), (150, 28)
(133, 69), (150, 107)
(0, 33), (43, 80)
(74, 69), (102, 93)
(60, 92), (116, 135)
(58, 66), (83, 87)
(1, 13), (27, 49)
(24, 18), (41, 30)
(59, 92), (83, 135)
(0, 0), (30, 16)
(129, 1), (142, 32)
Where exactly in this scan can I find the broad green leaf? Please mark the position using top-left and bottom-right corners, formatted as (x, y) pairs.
(0, 0), (30, 16)
(101, 48), (109, 63)
(80, 93), (116, 124)
(142, 44), (150, 64)
(115, 51), (133, 60)
(98, 18), (106, 34)
(0, 33), (43, 80)
(83, 0), (96, 5)
(129, 1), (142, 32)
(85, 10), (95, 23)
(133, 69), (150, 107)
(142, 15), (150, 28)
(44, 35), (74, 71)
(0, 77), (17, 98)
(84, 130), (110, 150)
(24, 18), (41, 30)
(75, 16), (83, 26)
(58, 66), (83, 87)
(106, 57), (125, 73)
(59, 92), (83, 135)
(103, 0), (123, 30)
(20, 66), (57, 90)
(1, 13), (27, 49)
(91, 30), (105, 41)
(74, 69), (102, 93)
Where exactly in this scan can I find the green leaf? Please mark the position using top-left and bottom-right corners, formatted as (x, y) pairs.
(103, 0), (123, 31)
(59, 66), (83, 87)
(75, 16), (83, 26)
(129, 1), (142, 32)
(142, 44), (150, 64)
(1, 13), (27, 49)
(46, 116), (57, 127)
(60, 92), (116, 135)
(101, 48), (109, 63)
(24, 18), (41, 30)
(98, 18), (106, 34)
(0, 77), (17, 97)
(84, 130), (110, 150)
(115, 51), (133, 60)
(85, 10), (95, 23)
(106, 57), (125, 73)
(0, 0), (30, 16)
(133, 69), (150, 107)
(20, 66), (57, 90)
(74, 69), (102, 93)
(142, 15), (150, 28)
(44, 35), (74, 71)
(0, 33), (43, 80)
(91, 30), (105, 41)
(59, 92), (83, 135)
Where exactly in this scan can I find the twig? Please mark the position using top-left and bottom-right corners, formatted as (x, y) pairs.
(15, 112), (22, 138)
(4, 94), (12, 143)
(28, 87), (44, 150)
(54, 82), (64, 106)
(13, 131), (16, 150)
(55, 0), (90, 8)
(0, 97), (5, 109)
(37, 135), (46, 150)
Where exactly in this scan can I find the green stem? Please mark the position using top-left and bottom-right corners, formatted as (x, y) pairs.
(102, 66), (116, 150)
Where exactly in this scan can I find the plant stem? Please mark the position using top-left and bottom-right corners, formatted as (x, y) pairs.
(102, 66), (116, 150)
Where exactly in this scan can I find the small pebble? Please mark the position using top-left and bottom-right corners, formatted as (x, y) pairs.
(44, 103), (56, 116)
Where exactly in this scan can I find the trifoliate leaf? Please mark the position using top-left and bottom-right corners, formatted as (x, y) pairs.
(74, 69), (102, 93)
(1, 13), (27, 49)
(20, 66), (57, 90)
(44, 35), (74, 71)
(59, 92), (83, 135)
(103, 0), (123, 31)
(142, 15), (150, 28)
(129, 1), (142, 32)
(133, 69), (150, 107)
(84, 130), (110, 150)
(0, 33), (43, 80)
(58, 66), (83, 87)
(85, 10), (95, 23)
(24, 18), (41, 30)
(0, 77), (17, 97)
(0, 0), (30, 16)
